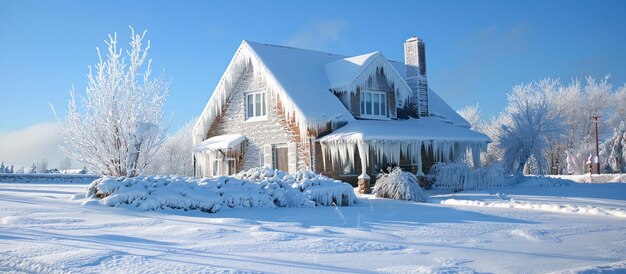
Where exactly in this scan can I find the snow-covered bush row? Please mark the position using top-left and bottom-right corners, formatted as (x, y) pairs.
(0, 174), (100, 184)
(86, 167), (357, 213)
(429, 162), (507, 191)
(374, 167), (427, 202)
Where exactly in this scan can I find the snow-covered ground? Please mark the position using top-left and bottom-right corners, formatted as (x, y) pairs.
(1, 177), (625, 273)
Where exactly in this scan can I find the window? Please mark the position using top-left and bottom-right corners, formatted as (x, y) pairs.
(212, 158), (237, 176)
(226, 158), (236, 175)
(211, 159), (220, 177)
(340, 162), (356, 175)
(245, 91), (267, 120)
(360, 90), (388, 118)
(273, 144), (289, 171)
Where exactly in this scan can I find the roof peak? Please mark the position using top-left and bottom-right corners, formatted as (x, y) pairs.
(243, 40), (347, 58)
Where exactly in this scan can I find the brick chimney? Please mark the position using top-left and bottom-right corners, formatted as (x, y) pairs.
(404, 36), (429, 117)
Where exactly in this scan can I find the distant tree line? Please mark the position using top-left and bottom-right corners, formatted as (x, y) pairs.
(459, 75), (626, 175)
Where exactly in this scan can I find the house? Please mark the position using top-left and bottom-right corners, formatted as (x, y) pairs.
(192, 37), (491, 193)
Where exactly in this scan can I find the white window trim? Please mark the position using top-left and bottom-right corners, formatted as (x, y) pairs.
(245, 90), (268, 121)
(360, 90), (389, 119)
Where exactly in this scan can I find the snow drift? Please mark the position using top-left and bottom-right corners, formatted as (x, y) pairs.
(86, 167), (357, 213)
(441, 198), (626, 218)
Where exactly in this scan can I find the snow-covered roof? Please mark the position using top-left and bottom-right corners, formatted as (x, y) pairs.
(245, 41), (356, 125)
(318, 118), (490, 143)
(389, 60), (471, 128)
(194, 41), (474, 146)
(427, 89), (471, 128)
(193, 134), (246, 153)
(325, 52), (380, 88)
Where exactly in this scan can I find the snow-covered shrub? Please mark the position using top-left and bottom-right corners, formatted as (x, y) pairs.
(429, 162), (507, 191)
(86, 167), (357, 213)
(234, 167), (357, 206)
(374, 167), (427, 202)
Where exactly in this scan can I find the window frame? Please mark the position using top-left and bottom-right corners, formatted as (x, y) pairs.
(245, 90), (267, 121)
(360, 90), (389, 119)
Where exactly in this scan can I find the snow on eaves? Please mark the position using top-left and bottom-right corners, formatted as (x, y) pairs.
(318, 118), (489, 143)
(318, 118), (490, 174)
(193, 134), (246, 153)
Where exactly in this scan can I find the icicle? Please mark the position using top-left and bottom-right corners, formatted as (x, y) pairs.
(357, 141), (369, 179)
(472, 143), (482, 168)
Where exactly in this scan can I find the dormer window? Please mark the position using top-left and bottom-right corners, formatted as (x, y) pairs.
(245, 90), (267, 120)
(360, 90), (388, 118)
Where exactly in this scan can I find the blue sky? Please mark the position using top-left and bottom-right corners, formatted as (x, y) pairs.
(1, 0), (625, 166)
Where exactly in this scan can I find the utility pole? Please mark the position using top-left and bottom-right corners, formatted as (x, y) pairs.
(593, 115), (601, 174)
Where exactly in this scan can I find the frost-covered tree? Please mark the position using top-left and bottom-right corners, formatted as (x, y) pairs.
(499, 82), (562, 174)
(145, 119), (195, 176)
(457, 103), (482, 130)
(582, 76), (612, 143)
(461, 75), (620, 175)
(457, 103), (508, 167)
(52, 27), (169, 177)
(27, 164), (37, 174)
(59, 157), (72, 171)
(37, 157), (48, 173)
(609, 84), (626, 129)
(601, 122), (626, 173)
(457, 104), (483, 167)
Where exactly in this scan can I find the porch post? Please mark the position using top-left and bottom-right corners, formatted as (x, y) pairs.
(357, 141), (371, 194)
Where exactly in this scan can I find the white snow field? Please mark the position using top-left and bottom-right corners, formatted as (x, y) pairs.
(1, 176), (625, 273)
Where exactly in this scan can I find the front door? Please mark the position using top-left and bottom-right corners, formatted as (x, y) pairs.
(274, 145), (289, 171)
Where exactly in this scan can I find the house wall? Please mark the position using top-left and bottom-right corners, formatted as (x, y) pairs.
(203, 64), (312, 175)
(313, 142), (360, 185)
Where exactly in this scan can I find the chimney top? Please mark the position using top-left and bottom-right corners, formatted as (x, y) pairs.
(405, 36), (421, 43)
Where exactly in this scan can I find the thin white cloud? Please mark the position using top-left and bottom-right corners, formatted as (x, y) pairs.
(285, 19), (348, 51)
(0, 122), (65, 169)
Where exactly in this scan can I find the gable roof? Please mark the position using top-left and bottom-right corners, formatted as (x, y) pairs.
(325, 51), (379, 89)
(194, 40), (473, 145)
(324, 51), (414, 107)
